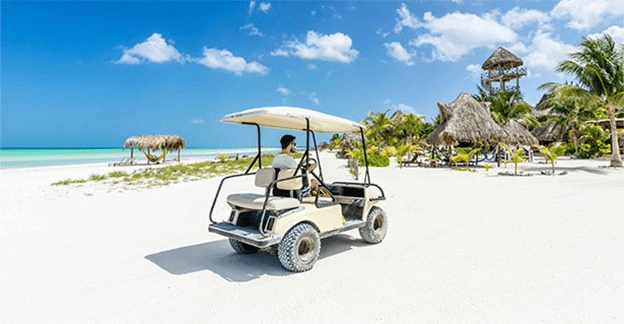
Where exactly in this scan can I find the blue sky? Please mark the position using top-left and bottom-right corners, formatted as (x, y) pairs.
(2, 0), (624, 148)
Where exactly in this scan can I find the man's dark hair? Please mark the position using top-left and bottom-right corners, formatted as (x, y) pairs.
(280, 135), (296, 149)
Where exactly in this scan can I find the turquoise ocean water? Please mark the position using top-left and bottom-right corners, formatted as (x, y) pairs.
(0, 147), (280, 170)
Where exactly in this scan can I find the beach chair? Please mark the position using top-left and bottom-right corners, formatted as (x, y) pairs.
(399, 152), (420, 167)
(109, 157), (136, 167)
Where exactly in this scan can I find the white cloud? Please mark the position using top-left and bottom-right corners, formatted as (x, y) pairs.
(384, 42), (415, 66)
(524, 31), (577, 78)
(451, 0), (464, 3)
(552, 0), (624, 30)
(276, 86), (291, 96)
(376, 28), (390, 38)
(191, 118), (204, 124)
(588, 25), (624, 45)
(270, 49), (290, 57)
(383, 98), (392, 105)
(311, 10), (316, 16)
(259, 2), (271, 13)
(409, 11), (518, 62)
(465, 63), (482, 79)
(195, 48), (268, 75)
(307, 63), (318, 70)
(275, 31), (359, 63)
(309, 92), (320, 104)
(117, 33), (185, 64)
(240, 23), (264, 37)
(248, 0), (256, 16)
(395, 103), (419, 115)
(501, 7), (551, 30)
(394, 3), (421, 33)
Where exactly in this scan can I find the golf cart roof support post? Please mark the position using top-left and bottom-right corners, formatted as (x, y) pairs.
(310, 130), (324, 182)
(242, 122), (262, 169)
(360, 128), (371, 184)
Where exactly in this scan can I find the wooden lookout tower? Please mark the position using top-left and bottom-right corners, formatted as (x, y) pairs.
(480, 47), (527, 96)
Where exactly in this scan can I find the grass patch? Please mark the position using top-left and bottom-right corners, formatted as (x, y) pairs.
(89, 174), (108, 181)
(454, 167), (476, 172)
(51, 153), (278, 188)
(109, 171), (128, 178)
(52, 178), (87, 186)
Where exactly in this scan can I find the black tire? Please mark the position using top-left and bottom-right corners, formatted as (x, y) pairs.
(359, 206), (388, 244)
(278, 223), (321, 272)
(229, 239), (260, 254)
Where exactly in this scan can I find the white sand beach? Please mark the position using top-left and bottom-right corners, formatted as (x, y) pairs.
(1, 153), (623, 323)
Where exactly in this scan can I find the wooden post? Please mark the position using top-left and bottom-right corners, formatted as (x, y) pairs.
(178, 148), (181, 162)
(147, 148), (150, 165)
(497, 143), (501, 167)
(131, 147), (134, 159)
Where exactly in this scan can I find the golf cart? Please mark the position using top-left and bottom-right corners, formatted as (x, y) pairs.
(208, 107), (387, 272)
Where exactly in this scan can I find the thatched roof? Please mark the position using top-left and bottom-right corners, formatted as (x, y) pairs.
(482, 47), (523, 70)
(502, 119), (538, 146)
(123, 134), (186, 151)
(390, 110), (404, 121)
(531, 122), (564, 143)
(425, 92), (508, 146)
(589, 118), (624, 128)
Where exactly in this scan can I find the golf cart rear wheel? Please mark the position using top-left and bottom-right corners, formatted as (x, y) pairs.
(278, 223), (320, 272)
(359, 206), (388, 244)
(229, 239), (260, 254)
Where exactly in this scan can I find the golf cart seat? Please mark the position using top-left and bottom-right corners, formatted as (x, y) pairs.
(226, 168), (301, 211)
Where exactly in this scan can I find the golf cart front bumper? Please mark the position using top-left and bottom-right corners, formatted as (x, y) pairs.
(209, 222), (281, 248)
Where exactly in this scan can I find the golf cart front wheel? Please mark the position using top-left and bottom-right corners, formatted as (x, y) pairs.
(229, 239), (260, 254)
(359, 206), (388, 244)
(278, 223), (321, 272)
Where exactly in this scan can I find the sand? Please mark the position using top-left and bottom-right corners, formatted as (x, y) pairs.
(1, 153), (623, 323)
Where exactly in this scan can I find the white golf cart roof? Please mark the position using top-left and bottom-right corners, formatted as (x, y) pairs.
(222, 106), (364, 133)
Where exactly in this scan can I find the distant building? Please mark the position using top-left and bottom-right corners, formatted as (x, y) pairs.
(480, 47), (527, 96)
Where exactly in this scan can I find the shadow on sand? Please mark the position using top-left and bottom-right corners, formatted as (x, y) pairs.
(522, 164), (613, 176)
(145, 234), (369, 282)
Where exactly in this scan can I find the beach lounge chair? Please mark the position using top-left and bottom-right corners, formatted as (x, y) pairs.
(109, 157), (136, 167)
(399, 152), (421, 167)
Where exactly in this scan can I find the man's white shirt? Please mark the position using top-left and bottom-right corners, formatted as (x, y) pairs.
(271, 153), (298, 169)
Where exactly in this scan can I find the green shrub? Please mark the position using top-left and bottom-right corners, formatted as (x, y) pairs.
(576, 124), (611, 158)
(109, 171), (128, 178)
(89, 174), (107, 181)
(360, 150), (389, 167)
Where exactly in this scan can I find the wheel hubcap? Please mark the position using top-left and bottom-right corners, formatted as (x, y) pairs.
(373, 215), (383, 231)
(297, 237), (315, 263)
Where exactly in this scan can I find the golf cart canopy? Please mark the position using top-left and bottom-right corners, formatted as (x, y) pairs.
(222, 106), (364, 133)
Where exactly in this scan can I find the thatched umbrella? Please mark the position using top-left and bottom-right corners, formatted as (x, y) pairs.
(502, 119), (538, 146)
(426, 92), (507, 146)
(123, 134), (186, 163)
(531, 123), (564, 144)
(425, 92), (507, 166)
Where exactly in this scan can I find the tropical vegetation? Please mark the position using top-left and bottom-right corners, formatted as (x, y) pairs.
(540, 34), (624, 167)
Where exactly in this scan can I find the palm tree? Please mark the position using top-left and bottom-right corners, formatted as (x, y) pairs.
(394, 113), (424, 159)
(540, 86), (598, 155)
(539, 144), (567, 175)
(483, 89), (540, 127)
(500, 143), (526, 175)
(363, 109), (393, 153)
(541, 34), (624, 167)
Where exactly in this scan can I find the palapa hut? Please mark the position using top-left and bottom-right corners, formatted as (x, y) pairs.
(426, 92), (507, 147)
(502, 119), (538, 146)
(123, 134), (186, 164)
